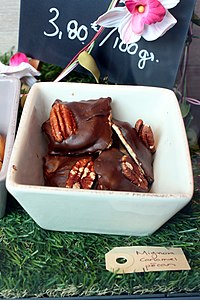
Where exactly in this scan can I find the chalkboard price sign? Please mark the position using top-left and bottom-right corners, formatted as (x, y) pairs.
(18, 0), (196, 88)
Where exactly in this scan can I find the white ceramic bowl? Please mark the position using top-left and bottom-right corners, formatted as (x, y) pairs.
(6, 82), (193, 236)
(0, 77), (20, 217)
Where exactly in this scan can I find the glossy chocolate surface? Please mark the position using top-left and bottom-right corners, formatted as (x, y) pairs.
(43, 154), (94, 187)
(42, 97), (113, 155)
(42, 98), (155, 192)
(112, 119), (154, 182)
(94, 148), (147, 192)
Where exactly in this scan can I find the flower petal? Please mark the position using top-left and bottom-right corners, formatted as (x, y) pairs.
(131, 13), (145, 34)
(0, 62), (40, 76)
(95, 7), (127, 27)
(9, 52), (29, 66)
(142, 10), (177, 41)
(143, 0), (166, 25)
(125, 0), (147, 14)
(119, 13), (142, 43)
(159, 0), (180, 9)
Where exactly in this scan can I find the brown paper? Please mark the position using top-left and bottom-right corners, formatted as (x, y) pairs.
(105, 246), (191, 274)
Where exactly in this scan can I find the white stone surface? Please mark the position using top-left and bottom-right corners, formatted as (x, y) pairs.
(0, 0), (20, 54)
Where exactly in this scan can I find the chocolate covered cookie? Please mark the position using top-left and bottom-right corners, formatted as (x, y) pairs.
(42, 97), (113, 155)
(112, 119), (154, 183)
(43, 154), (96, 189)
(94, 148), (150, 192)
(42, 97), (156, 193)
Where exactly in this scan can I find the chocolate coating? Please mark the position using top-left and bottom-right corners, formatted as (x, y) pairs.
(42, 97), (113, 155)
(43, 154), (94, 187)
(112, 119), (154, 182)
(94, 148), (147, 192)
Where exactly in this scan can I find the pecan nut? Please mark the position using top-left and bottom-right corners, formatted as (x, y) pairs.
(0, 134), (6, 171)
(121, 155), (148, 191)
(135, 119), (156, 153)
(66, 158), (96, 189)
(50, 101), (77, 143)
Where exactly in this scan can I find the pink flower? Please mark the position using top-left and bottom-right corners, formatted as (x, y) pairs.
(125, 0), (166, 34)
(95, 0), (180, 43)
(0, 52), (40, 87)
(9, 52), (29, 66)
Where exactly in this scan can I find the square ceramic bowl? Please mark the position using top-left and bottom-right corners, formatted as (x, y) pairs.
(6, 82), (193, 236)
(0, 77), (20, 217)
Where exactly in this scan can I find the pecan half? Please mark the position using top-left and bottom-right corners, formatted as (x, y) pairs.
(0, 134), (5, 171)
(135, 119), (156, 153)
(121, 155), (148, 191)
(50, 101), (77, 143)
(66, 158), (96, 189)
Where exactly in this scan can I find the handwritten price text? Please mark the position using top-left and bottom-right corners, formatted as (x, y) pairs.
(43, 7), (160, 70)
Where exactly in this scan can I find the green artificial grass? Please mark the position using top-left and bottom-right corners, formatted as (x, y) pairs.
(0, 55), (199, 298)
(0, 152), (199, 298)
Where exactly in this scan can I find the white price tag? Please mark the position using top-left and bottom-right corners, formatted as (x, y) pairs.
(105, 246), (191, 274)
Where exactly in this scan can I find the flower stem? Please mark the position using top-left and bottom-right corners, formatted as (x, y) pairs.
(54, 0), (121, 82)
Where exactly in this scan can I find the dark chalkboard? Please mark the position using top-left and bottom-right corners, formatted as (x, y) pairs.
(18, 0), (196, 88)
